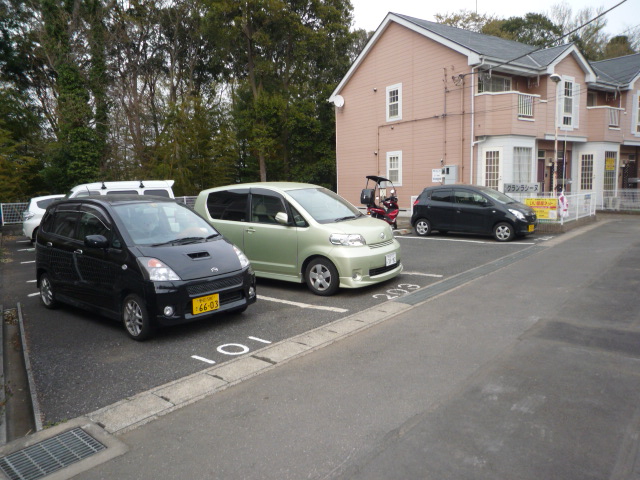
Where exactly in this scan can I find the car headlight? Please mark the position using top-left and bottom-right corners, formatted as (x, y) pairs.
(329, 233), (366, 246)
(138, 257), (181, 281)
(233, 245), (251, 269)
(508, 209), (526, 221)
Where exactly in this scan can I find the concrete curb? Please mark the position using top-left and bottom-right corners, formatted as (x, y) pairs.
(88, 300), (413, 435)
(17, 303), (43, 432)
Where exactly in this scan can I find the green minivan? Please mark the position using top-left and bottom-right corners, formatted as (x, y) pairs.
(194, 183), (403, 296)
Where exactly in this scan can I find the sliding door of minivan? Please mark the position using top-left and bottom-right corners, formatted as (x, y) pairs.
(203, 188), (250, 249)
(244, 189), (298, 279)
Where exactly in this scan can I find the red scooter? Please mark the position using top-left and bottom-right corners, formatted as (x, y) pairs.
(360, 175), (400, 229)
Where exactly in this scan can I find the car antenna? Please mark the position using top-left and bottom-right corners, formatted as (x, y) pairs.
(139, 181), (145, 188)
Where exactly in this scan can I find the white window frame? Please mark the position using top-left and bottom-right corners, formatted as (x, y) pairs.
(482, 148), (503, 190)
(636, 93), (640, 134)
(386, 151), (402, 186)
(580, 153), (594, 191)
(478, 74), (512, 93)
(386, 83), (402, 122)
(559, 76), (580, 131)
(513, 147), (533, 183)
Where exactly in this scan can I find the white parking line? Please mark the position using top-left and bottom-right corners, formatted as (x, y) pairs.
(398, 237), (534, 245)
(16, 240), (30, 244)
(27, 280), (36, 283)
(17, 248), (35, 252)
(248, 336), (272, 344)
(403, 272), (444, 278)
(28, 293), (39, 297)
(257, 295), (348, 313)
(191, 355), (216, 364)
(21, 260), (36, 264)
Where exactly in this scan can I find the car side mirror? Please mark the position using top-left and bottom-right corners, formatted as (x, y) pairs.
(85, 234), (109, 249)
(275, 212), (289, 225)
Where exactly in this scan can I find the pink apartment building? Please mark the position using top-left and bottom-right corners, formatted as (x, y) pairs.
(330, 13), (640, 208)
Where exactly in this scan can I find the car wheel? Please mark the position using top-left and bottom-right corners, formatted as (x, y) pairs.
(30, 227), (38, 244)
(122, 294), (155, 341)
(39, 273), (58, 309)
(493, 222), (515, 242)
(414, 218), (431, 236)
(305, 258), (340, 296)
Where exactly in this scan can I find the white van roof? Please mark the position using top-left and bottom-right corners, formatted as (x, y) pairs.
(68, 180), (175, 198)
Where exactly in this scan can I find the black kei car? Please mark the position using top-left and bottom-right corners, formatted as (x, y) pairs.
(36, 195), (256, 340)
(411, 185), (538, 242)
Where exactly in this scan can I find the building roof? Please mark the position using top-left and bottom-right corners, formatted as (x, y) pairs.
(330, 12), (633, 102)
(591, 53), (640, 88)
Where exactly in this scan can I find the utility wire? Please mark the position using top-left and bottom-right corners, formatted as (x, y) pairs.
(462, 0), (628, 77)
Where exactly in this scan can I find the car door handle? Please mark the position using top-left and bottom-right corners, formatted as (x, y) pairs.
(245, 227), (256, 234)
(74, 249), (83, 255)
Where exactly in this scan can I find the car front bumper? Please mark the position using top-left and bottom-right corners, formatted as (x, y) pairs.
(143, 268), (257, 326)
(330, 239), (403, 289)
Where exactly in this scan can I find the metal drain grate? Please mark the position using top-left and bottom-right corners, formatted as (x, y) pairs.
(0, 427), (106, 480)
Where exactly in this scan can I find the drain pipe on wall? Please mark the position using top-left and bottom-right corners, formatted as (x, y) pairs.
(469, 58), (488, 185)
(469, 64), (477, 184)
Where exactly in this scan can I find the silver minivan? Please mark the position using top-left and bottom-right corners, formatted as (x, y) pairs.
(194, 183), (402, 296)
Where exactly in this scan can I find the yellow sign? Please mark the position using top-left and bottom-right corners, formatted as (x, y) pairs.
(605, 157), (616, 171)
(525, 198), (558, 219)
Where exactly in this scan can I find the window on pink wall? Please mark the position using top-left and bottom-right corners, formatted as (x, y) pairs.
(386, 84), (402, 122)
(485, 150), (500, 190)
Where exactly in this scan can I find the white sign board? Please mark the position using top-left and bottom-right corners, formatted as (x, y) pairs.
(504, 183), (541, 193)
(432, 169), (443, 183)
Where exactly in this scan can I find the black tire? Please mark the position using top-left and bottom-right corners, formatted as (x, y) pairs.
(30, 227), (38, 244)
(39, 273), (58, 309)
(414, 218), (432, 236)
(493, 222), (515, 242)
(122, 294), (155, 341)
(393, 221), (398, 230)
(305, 258), (340, 296)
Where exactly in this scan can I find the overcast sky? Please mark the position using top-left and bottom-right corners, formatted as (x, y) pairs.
(350, 0), (639, 38)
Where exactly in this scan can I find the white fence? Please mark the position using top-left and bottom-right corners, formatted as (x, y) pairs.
(508, 192), (597, 224)
(599, 190), (640, 211)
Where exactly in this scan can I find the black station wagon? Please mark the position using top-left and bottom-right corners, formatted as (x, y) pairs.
(36, 195), (256, 340)
(411, 185), (538, 242)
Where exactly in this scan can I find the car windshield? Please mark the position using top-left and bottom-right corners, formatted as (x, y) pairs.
(287, 187), (363, 224)
(479, 187), (517, 205)
(113, 202), (219, 246)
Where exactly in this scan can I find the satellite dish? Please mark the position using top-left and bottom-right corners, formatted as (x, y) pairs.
(333, 95), (345, 108)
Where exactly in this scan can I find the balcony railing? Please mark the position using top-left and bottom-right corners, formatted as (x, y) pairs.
(587, 106), (623, 129)
(517, 94), (535, 119)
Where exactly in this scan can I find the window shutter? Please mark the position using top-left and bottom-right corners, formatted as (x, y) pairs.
(631, 92), (640, 136)
(573, 84), (580, 129)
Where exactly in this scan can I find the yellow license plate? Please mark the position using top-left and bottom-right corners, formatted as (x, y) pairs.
(192, 293), (219, 315)
(528, 224), (535, 232)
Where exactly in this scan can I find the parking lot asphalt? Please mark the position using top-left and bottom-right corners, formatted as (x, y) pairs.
(1, 214), (639, 479)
